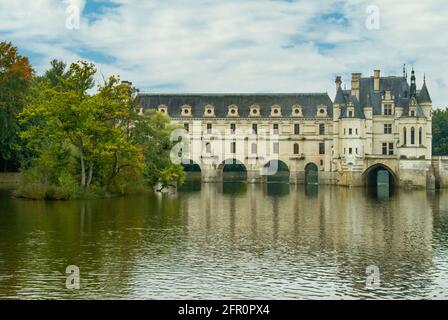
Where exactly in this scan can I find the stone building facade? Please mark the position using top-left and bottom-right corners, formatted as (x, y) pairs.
(137, 69), (436, 189)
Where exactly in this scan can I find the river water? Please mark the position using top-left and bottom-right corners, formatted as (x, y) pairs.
(1, 180), (448, 299)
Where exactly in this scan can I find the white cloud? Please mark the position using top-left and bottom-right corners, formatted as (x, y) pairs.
(0, 0), (447, 107)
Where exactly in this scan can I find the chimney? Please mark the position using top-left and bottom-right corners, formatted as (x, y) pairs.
(335, 76), (342, 90)
(374, 69), (380, 92)
(351, 73), (361, 99)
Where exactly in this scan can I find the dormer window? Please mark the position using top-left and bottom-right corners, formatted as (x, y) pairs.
(249, 105), (260, 117)
(270, 105), (282, 117)
(204, 105), (215, 117)
(383, 104), (393, 115)
(228, 105), (239, 117)
(382, 90), (395, 116)
(292, 105), (303, 117)
(317, 105), (328, 117)
(158, 105), (168, 115)
(181, 105), (192, 117)
(347, 107), (354, 118)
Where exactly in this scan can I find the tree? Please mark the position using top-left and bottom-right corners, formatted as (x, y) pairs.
(433, 108), (448, 156)
(0, 42), (34, 171)
(18, 60), (183, 199)
(131, 110), (185, 192)
(19, 61), (142, 197)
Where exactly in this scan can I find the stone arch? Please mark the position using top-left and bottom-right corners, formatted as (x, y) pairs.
(263, 159), (290, 175)
(218, 158), (247, 172)
(182, 159), (202, 172)
(362, 163), (398, 189)
(305, 162), (319, 185)
(218, 158), (247, 182)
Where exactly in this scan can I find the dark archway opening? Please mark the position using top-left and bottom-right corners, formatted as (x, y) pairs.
(218, 159), (247, 183)
(263, 160), (290, 196)
(364, 164), (396, 199)
(180, 160), (202, 192)
(182, 160), (201, 173)
(305, 163), (319, 185)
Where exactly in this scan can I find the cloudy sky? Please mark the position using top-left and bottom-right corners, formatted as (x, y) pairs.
(1, 0), (447, 107)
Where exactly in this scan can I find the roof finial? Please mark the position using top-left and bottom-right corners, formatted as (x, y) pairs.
(403, 64), (406, 79)
(424, 73), (426, 83)
(410, 67), (417, 98)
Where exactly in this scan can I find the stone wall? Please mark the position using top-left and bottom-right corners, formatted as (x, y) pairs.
(398, 159), (428, 189)
(432, 156), (448, 188)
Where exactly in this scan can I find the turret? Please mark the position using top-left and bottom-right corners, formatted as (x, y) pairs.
(418, 75), (432, 119)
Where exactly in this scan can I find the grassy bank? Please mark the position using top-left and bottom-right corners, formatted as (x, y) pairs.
(12, 171), (150, 200)
(0, 173), (20, 185)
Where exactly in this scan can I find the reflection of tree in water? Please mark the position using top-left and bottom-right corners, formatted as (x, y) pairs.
(0, 185), (444, 299)
(0, 192), (186, 298)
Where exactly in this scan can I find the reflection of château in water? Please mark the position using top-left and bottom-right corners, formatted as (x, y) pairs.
(178, 183), (439, 298)
(2, 183), (448, 298)
(137, 68), (448, 189)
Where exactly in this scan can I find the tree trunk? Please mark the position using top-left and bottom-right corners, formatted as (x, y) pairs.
(80, 147), (86, 188)
(86, 162), (93, 188)
(107, 151), (119, 186)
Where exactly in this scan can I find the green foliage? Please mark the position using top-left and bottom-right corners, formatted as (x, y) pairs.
(17, 59), (184, 199)
(0, 42), (34, 171)
(433, 108), (448, 156)
(132, 110), (185, 192)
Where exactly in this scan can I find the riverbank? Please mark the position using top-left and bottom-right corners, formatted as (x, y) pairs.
(0, 173), (19, 185)
(0, 172), (153, 200)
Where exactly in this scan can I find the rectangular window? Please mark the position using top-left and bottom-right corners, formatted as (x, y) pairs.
(294, 124), (300, 135)
(184, 123), (189, 133)
(382, 143), (388, 155)
(231, 142), (236, 154)
(207, 123), (212, 134)
(389, 143), (394, 155)
(206, 142), (211, 154)
(319, 143), (325, 155)
(230, 123), (236, 134)
(384, 104), (393, 115)
(251, 143), (257, 154)
(273, 124), (279, 135)
(349, 128), (353, 135)
(356, 128), (358, 135)
(356, 148), (358, 154)
(348, 110), (353, 117)
(252, 123), (258, 135)
(319, 124), (325, 135)
(349, 148), (353, 155)
(273, 142), (279, 154)
(384, 124), (392, 134)
(293, 143), (299, 155)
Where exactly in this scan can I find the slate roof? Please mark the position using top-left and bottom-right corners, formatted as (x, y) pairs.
(136, 93), (333, 118)
(334, 75), (430, 118)
(418, 81), (432, 103)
